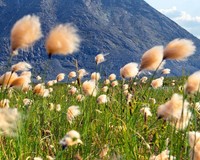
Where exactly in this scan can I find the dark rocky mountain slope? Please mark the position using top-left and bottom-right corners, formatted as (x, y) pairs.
(0, 0), (199, 79)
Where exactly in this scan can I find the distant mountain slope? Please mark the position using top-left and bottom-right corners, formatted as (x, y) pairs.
(0, 0), (200, 79)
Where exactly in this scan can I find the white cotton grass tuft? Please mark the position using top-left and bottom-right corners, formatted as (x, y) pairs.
(36, 75), (42, 81)
(97, 94), (109, 104)
(108, 73), (116, 81)
(157, 93), (191, 130)
(59, 130), (83, 149)
(111, 80), (118, 87)
(184, 70), (200, 94)
(68, 71), (76, 79)
(11, 15), (42, 53)
(76, 94), (85, 102)
(95, 53), (108, 65)
(162, 68), (171, 75)
(140, 107), (152, 117)
(56, 73), (65, 82)
(23, 98), (32, 106)
(33, 83), (50, 97)
(189, 131), (200, 160)
(151, 77), (164, 89)
(67, 106), (81, 124)
(140, 76), (148, 83)
(91, 72), (101, 81)
(82, 80), (97, 96)
(101, 86), (109, 93)
(139, 46), (164, 71)
(11, 62), (32, 72)
(10, 74), (31, 92)
(0, 108), (20, 136)
(0, 71), (18, 87)
(104, 79), (110, 85)
(120, 62), (138, 78)
(164, 38), (196, 60)
(78, 69), (88, 79)
(45, 24), (81, 57)
(149, 149), (175, 160)
(0, 99), (10, 108)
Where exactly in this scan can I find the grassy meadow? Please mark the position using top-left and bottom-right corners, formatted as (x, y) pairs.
(0, 72), (199, 160)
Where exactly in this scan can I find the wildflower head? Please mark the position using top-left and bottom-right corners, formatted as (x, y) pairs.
(151, 77), (164, 89)
(82, 80), (97, 96)
(162, 68), (171, 75)
(95, 53), (106, 65)
(120, 62), (138, 78)
(11, 62), (32, 72)
(0, 108), (20, 136)
(68, 71), (76, 79)
(185, 71), (200, 94)
(97, 94), (109, 104)
(108, 73), (116, 81)
(56, 73), (65, 82)
(59, 130), (83, 149)
(189, 131), (200, 160)
(139, 46), (164, 71)
(78, 69), (87, 79)
(67, 106), (81, 124)
(45, 24), (80, 57)
(91, 72), (101, 81)
(164, 38), (196, 60)
(11, 14), (42, 53)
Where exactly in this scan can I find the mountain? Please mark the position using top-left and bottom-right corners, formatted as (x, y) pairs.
(0, 0), (200, 80)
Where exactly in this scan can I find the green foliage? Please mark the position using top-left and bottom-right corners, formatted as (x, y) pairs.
(0, 76), (199, 160)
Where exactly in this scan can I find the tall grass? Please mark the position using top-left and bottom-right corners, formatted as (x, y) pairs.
(0, 75), (199, 159)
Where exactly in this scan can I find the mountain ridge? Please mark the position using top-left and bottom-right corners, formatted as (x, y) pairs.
(0, 0), (200, 80)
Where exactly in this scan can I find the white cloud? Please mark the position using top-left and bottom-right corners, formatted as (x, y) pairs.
(158, 6), (200, 38)
(159, 6), (177, 14)
(174, 11), (200, 23)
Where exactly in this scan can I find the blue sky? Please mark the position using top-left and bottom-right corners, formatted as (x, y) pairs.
(144, 0), (200, 39)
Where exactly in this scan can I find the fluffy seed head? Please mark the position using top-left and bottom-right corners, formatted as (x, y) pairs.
(10, 75), (31, 91)
(78, 69), (87, 79)
(149, 150), (175, 160)
(59, 130), (83, 148)
(104, 79), (110, 85)
(0, 108), (20, 136)
(45, 24), (80, 56)
(97, 94), (108, 104)
(164, 38), (196, 60)
(68, 71), (76, 79)
(151, 77), (164, 89)
(120, 62), (138, 78)
(185, 71), (200, 94)
(11, 15), (42, 52)
(0, 72), (18, 87)
(67, 106), (81, 123)
(140, 107), (152, 117)
(109, 73), (116, 81)
(140, 46), (164, 71)
(189, 131), (200, 160)
(56, 73), (65, 82)
(0, 99), (10, 108)
(162, 68), (171, 75)
(82, 80), (97, 96)
(11, 62), (32, 72)
(157, 93), (191, 129)
(95, 53), (105, 65)
(111, 80), (118, 87)
(91, 72), (101, 81)
(102, 86), (109, 93)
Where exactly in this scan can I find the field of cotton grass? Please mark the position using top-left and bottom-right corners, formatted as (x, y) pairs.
(0, 14), (200, 160)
